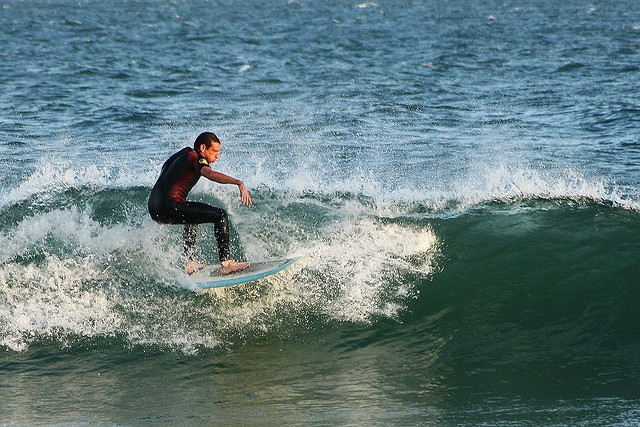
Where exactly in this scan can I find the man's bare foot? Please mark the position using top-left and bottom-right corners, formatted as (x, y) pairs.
(185, 260), (206, 275)
(220, 260), (250, 275)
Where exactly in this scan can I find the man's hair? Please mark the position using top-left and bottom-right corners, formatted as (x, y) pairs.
(194, 132), (220, 150)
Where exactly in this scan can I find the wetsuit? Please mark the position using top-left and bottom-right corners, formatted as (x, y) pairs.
(148, 147), (230, 262)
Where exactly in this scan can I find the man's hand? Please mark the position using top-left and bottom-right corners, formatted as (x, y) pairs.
(238, 182), (252, 206)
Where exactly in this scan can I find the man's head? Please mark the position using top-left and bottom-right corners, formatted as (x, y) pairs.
(195, 132), (222, 164)
(194, 132), (220, 150)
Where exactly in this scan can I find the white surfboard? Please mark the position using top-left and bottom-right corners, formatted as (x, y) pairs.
(192, 256), (305, 289)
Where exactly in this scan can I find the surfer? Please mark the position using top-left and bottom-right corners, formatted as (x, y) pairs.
(148, 132), (252, 275)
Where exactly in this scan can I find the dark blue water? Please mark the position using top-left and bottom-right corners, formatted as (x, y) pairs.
(2, 0), (640, 425)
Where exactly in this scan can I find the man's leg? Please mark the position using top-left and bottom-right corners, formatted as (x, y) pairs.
(183, 224), (198, 261)
(175, 201), (231, 262)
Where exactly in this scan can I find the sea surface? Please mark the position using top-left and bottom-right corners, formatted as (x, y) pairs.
(2, 0), (640, 425)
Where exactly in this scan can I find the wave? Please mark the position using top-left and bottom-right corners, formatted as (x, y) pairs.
(414, 196), (640, 355)
(1, 165), (639, 362)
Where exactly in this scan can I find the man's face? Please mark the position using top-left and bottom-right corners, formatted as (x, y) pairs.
(200, 142), (221, 164)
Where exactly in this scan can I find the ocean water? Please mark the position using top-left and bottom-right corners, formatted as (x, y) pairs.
(1, 0), (640, 425)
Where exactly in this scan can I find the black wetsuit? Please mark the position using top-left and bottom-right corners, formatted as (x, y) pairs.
(148, 147), (230, 262)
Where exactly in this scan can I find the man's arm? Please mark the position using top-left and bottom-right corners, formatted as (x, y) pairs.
(201, 167), (252, 205)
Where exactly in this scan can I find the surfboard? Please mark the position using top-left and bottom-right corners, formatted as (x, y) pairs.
(192, 256), (305, 289)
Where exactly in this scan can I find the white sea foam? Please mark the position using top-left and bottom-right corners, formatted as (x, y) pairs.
(206, 211), (440, 330)
(296, 217), (439, 322)
(0, 250), (121, 352)
(0, 204), (181, 351)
